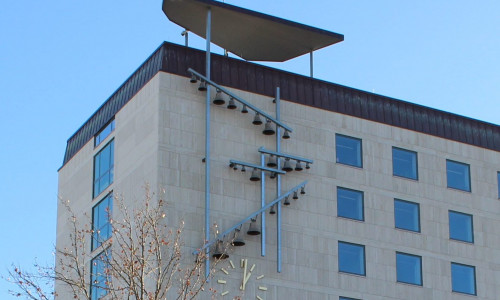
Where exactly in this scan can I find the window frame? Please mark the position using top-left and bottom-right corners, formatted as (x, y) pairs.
(449, 210), (474, 243)
(90, 250), (111, 300)
(93, 139), (115, 199)
(497, 171), (500, 199)
(337, 187), (364, 221)
(446, 159), (471, 192)
(338, 241), (366, 276)
(335, 134), (363, 168)
(396, 252), (423, 286)
(94, 119), (115, 147)
(392, 147), (418, 180)
(91, 193), (113, 251)
(451, 262), (476, 296)
(394, 199), (420, 233)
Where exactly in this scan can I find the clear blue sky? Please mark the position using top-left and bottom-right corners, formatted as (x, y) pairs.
(1, 0), (499, 297)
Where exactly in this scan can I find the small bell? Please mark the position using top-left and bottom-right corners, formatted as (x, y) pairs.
(293, 191), (299, 200)
(282, 130), (290, 139)
(305, 162), (311, 169)
(190, 74), (197, 83)
(241, 105), (248, 114)
(212, 240), (229, 259)
(213, 90), (225, 105)
(227, 97), (237, 109)
(267, 155), (277, 167)
(282, 158), (293, 172)
(283, 196), (291, 206)
(198, 81), (207, 91)
(241, 166), (246, 172)
(247, 218), (261, 235)
(252, 113), (263, 125)
(269, 172), (276, 179)
(232, 227), (245, 247)
(269, 205), (276, 215)
(249, 168), (260, 181)
(301, 187), (306, 195)
(295, 161), (303, 171)
(262, 120), (276, 135)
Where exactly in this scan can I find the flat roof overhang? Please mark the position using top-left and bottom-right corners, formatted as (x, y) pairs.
(162, 0), (344, 62)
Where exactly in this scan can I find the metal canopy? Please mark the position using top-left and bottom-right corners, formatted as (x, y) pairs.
(162, 0), (344, 62)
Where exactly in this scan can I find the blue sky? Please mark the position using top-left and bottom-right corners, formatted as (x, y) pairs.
(1, 0), (499, 297)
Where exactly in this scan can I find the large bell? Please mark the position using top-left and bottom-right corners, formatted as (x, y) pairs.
(212, 240), (229, 259)
(267, 155), (277, 167)
(282, 130), (290, 139)
(232, 228), (245, 247)
(247, 218), (261, 235)
(252, 113), (263, 125)
(227, 97), (237, 109)
(262, 120), (276, 135)
(283, 196), (291, 206)
(249, 168), (261, 182)
(295, 161), (303, 171)
(282, 158), (293, 172)
(198, 81), (207, 91)
(213, 90), (225, 105)
(269, 204), (276, 214)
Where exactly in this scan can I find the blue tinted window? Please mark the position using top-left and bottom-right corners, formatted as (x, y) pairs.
(451, 263), (476, 295)
(336, 134), (362, 168)
(393, 147), (418, 180)
(449, 211), (473, 243)
(338, 242), (365, 276)
(95, 120), (115, 147)
(396, 252), (422, 285)
(337, 187), (364, 221)
(92, 194), (113, 251)
(497, 172), (500, 198)
(94, 140), (114, 198)
(394, 199), (420, 232)
(91, 251), (111, 300)
(446, 160), (471, 192)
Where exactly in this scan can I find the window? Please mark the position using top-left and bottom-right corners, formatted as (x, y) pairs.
(446, 160), (471, 192)
(392, 147), (418, 180)
(337, 187), (364, 221)
(451, 263), (476, 295)
(94, 140), (114, 198)
(95, 119), (115, 147)
(394, 199), (420, 232)
(92, 193), (113, 251)
(449, 211), (473, 243)
(497, 172), (500, 199)
(336, 134), (362, 168)
(91, 251), (111, 300)
(338, 241), (365, 276)
(396, 252), (422, 286)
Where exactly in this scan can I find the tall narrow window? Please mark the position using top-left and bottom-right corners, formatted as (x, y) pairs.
(336, 134), (362, 168)
(338, 241), (365, 276)
(91, 251), (111, 300)
(451, 263), (476, 295)
(94, 140), (114, 198)
(396, 252), (422, 286)
(449, 211), (474, 243)
(392, 147), (418, 180)
(337, 187), (364, 221)
(92, 193), (113, 251)
(95, 119), (115, 147)
(497, 172), (500, 199)
(394, 199), (420, 232)
(446, 160), (471, 192)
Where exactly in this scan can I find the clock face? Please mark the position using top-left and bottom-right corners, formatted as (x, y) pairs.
(217, 257), (267, 299)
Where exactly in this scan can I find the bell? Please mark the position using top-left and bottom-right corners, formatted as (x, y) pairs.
(301, 187), (306, 195)
(212, 240), (229, 259)
(241, 105), (248, 114)
(249, 168), (260, 181)
(282, 158), (293, 172)
(269, 204), (276, 214)
(198, 81), (207, 91)
(295, 161), (303, 171)
(252, 113), (263, 125)
(241, 166), (246, 172)
(267, 155), (277, 167)
(247, 218), (261, 235)
(190, 74), (197, 83)
(232, 228), (245, 247)
(233, 164), (238, 171)
(293, 191), (299, 200)
(283, 196), (291, 206)
(282, 130), (290, 139)
(227, 97), (237, 109)
(213, 90), (225, 105)
(305, 162), (311, 169)
(262, 120), (276, 135)
(269, 172), (276, 179)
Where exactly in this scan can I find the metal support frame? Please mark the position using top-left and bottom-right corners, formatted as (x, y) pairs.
(258, 147), (314, 165)
(204, 7), (212, 279)
(310, 51), (314, 78)
(260, 153), (266, 257)
(275, 87), (282, 273)
(229, 160), (285, 174)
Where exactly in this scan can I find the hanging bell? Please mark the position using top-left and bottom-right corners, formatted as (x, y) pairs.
(241, 166), (246, 172)
(227, 97), (237, 109)
(293, 191), (299, 200)
(283, 196), (291, 206)
(252, 113), (263, 125)
(301, 187), (306, 195)
(213, 90), (225, 105)
(190, 74), (197, 83)
(269, 204), (276, 214)
(267, 155), (277, 167)
(232, 227), (245, 247)
(233, 164), (238, 170)
(212, 240), (229, 259)
(269, 172), (276, 179)
(249, 168), (260, 181)
(262, 120), (276, 135)
(198, 81), (207, 91)
(241, 105), (248, 114)
(305, 162), (311, 169)
(282, 130), (290, 139)
(295, 161), (303, 171)
(247, 218), (261, 235)
(282, 158), (293, 172)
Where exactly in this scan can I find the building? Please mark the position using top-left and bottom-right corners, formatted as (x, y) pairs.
(57, 1), (500, 300)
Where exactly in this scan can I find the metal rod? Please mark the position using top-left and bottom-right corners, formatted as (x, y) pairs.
(310, 51), (313, 78)
(204, 7), (211, 279)
(260, 153), (266, 257)
(182, 29), (189, 47)
(258, 147), (314, 164)
(193, 180), (308, 254)
(187, 68), (293, 133)
(275, 87), (282, 273)
(229, 160), (286, 174)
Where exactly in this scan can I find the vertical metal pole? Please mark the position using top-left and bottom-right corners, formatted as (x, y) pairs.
(275, 87), (282, 273)
(204, 7), (212, 279)
(310, 51), (314, 78)
(185, 30), (188, 47)
(260, 153), (266, 256)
